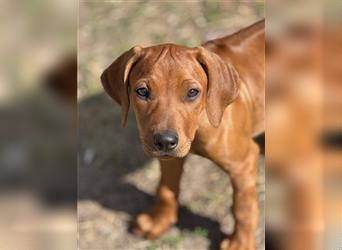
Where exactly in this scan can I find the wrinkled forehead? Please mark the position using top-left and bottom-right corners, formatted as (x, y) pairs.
(130, 44), (205, 83)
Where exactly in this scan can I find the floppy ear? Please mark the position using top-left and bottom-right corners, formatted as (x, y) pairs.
(197, 46), (241, 127)
(100, 46), (143, 127)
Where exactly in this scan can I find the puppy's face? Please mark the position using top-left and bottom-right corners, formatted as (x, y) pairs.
(101, 44), (240, 159)
(129, 45), (207, 158)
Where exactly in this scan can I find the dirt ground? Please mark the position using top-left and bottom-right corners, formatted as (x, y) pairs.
(78, 1), (264, 249)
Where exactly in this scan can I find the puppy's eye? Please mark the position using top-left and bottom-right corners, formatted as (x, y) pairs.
(136, 87), (150, 99)
(186, 88), (200, 100)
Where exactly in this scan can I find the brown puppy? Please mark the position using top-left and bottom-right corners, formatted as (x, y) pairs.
(101, 20), (265, 250)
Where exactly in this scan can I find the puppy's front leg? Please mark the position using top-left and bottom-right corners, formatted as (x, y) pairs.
(220, 141), (259, 250)
(134, 157), (185, 239)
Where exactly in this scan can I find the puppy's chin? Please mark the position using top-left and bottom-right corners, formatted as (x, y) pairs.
(141, 142), (191, 159)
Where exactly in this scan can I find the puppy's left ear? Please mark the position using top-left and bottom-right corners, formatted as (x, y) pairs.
(101, 46), (143, 127)
(196, 46), (241, 127)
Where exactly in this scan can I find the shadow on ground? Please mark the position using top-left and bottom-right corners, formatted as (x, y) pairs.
(78, 92), (228, 249)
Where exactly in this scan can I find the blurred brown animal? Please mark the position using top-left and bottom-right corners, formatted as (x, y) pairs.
(266, 27), (323, 249)
(101, 20), (265, 250)
(266, 24), (342, 250)
(44, 56), (77, 105)
(44, 56), (77, 135)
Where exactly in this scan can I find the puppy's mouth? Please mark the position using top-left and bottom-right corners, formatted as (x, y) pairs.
(153, 152), (176, 160)
(141, 140), (191, 159)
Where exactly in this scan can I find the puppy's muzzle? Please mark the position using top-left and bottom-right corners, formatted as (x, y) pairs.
(153, 130), (178, 152)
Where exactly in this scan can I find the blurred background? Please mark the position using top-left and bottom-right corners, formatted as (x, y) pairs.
(266, 1), (342, 249)
(0, 0), (77, 249)
(78, 1), (264, 250)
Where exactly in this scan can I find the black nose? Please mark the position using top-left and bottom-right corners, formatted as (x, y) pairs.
(153, 131), (178, 152)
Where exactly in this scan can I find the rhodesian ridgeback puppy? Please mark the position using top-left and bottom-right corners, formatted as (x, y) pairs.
(101, 20), (265, 250)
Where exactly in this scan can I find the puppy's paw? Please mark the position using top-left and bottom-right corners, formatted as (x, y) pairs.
(220, 238), (230, 250)
(133, 209), (176, 239)
(220, 237), (255, 250)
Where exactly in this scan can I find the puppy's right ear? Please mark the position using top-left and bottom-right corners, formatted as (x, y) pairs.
(100, 46), (143, 127)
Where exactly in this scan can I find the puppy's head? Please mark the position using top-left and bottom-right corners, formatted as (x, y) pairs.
(101, 44), (240, 159)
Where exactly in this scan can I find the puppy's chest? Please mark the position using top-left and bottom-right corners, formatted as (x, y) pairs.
(190, 126), (232, 160)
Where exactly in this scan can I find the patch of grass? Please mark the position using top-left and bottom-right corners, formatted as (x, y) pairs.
(193, 227), (208, 238)
(146, 235), (182, 250)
